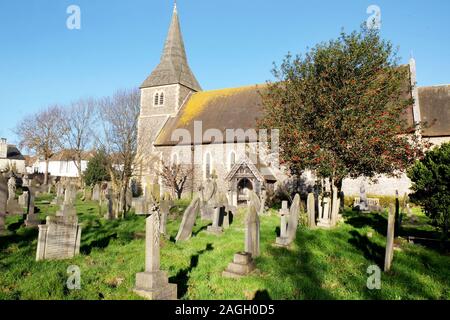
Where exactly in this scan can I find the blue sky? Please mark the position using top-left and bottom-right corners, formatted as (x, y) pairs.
(1, 0), (449, 145)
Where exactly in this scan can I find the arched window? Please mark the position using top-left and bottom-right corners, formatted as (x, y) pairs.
(159, 92), (164, 106)
(154, 93), (159, 106)
(229, 151), (236, 170)
(205, 152), (212, 179)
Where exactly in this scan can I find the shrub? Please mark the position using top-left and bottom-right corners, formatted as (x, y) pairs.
(408, 143), (450, 241)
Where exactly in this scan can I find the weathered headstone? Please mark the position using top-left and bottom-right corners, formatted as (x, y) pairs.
(276, 194), (300, 247)
(355, 182), (369, 211)
(330, 186), (340, 227)
(0, 176), (7, 234)
(245, 193), (260, 258)
(222, 252), (256, 278)
(175, 197), (200, 242)
(36, 215), (81, 261)
(159, 196), (173, 236)
(206, 207), (224, 235)
(223, 194), (260, 278)
(259, 189), (267, 216)
(25, 189), (40, 228)
(6, 176), (22, 215)
(18, 191), (29, 208)
(56, 185), (77, 217)
(134, 212), (177, 300)
(105, 188), (115, 220)
(317, 194), (332, 228)
(92, 184), (100, 201)
(307, 193), (316, 228)
(279, 201), (289, 239)
(200, 179), (217, 221)
(384, 205), (395, 272)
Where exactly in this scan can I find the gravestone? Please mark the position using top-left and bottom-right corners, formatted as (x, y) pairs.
(307, 193), (316, 228)
(0, 176), (7, 234)
(223, 194), (260, 278)
(384, 205), (395, 272)
(355, 182), (369, 211)
(159, 195), (173, 236)
(206, 207), (224, 235)
(25, 188), (40, 228)
(18, 191), (29, 208)
(317, 193), (332, 228)
(134, 212), (177, 300)
(133, 197), (147, 216)
(278, 201), (289, 239)
(245, 193), (260, 258)
(276, 194), (300, 247)
(92, 184), (100, 201)
(222, 252), (256, 278)
(36, 215), (81, 261)
(330, 186), (340, 227)
(259, 189), (267, 215)
(56, 185), (77, 217)
(200, 179), (217, 221)
(6, 176), (22, 215)
(175, 197), (200, 242)
(105, 188), (115, 220)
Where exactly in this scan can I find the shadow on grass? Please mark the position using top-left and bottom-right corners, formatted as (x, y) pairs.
(344, 209), (387, 236)
(264, 235), (336, 300)
(7, 216), (26, 232)
(253, 290), (272, 300)
(0, 227), (38, 251)
(170, 243), (214, 299)
(348, 230), (384, 267)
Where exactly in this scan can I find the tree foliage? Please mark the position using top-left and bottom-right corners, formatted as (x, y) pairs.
(408, 143), (450, 241)
(259, 26), (426, 187)
(83, 150), (111, 187)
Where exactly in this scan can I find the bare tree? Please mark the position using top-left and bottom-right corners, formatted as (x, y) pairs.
(159, 162), (193, 200)
(96, 88), (140, 218)
(15, 105), (64, 185)
(61, 98), (96, 184)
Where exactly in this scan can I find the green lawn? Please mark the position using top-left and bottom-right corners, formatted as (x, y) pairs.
(0, 195), (449, 300)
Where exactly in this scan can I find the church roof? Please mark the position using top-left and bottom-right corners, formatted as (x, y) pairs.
(418, 85), (450, 137)
(154, 84), (266, 146)
(140, 5), (201, 92)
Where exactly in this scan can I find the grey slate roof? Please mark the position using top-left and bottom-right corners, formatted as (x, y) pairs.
(6, 145), (25, 161)
(140, 5), (201, 92)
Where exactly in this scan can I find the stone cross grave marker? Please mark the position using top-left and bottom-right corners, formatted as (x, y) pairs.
(276, 194), (300, 247)
(134, 212), (177, 300)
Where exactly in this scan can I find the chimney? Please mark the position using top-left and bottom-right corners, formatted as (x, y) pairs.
(0, 138), (8, 159)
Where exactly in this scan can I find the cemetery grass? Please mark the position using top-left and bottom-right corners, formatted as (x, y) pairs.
(0, 196), (449, 300)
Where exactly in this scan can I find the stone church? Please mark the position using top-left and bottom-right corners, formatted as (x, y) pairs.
(136, 5), (450, 203)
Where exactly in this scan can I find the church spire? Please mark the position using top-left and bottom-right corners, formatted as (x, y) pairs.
(141, 4), (201, 91)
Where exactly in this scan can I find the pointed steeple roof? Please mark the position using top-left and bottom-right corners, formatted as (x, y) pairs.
(141, 4), (201, 91)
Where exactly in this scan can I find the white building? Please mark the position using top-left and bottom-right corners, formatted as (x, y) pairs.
(29, 150), (93, 178)
(0, 138), (26, 174)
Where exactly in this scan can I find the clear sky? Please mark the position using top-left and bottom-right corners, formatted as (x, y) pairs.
(1, 0), (449, 145)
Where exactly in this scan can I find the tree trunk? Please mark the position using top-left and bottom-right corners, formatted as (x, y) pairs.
(44, 158), (49, 185)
